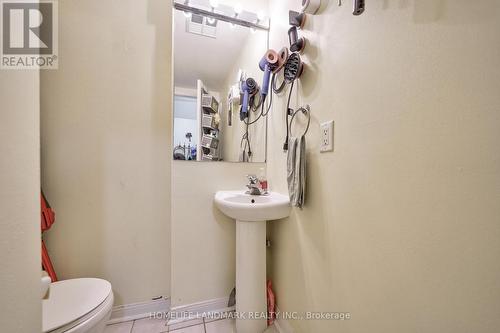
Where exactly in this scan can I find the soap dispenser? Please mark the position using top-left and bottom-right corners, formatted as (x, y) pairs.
(259, 167), (268, 194)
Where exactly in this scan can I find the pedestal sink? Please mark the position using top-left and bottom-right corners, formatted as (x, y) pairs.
(214, 191), (291, 333)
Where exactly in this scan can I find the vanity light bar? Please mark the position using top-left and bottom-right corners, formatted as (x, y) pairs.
(173, 1), (270, 31)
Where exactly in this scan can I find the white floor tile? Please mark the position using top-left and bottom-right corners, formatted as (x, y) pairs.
(169, 323), (205, 332)
(167, 318), (204, 331)
(203, 310), (235, 324)
(104, 321), (134, 333)
(205, 319), (236, 333)
(132, 318), (168, 333)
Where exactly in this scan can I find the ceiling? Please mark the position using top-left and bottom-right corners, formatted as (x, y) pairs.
(173, 9), (252, 91)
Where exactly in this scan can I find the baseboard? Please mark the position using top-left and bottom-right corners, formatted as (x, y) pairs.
(273, 307), (294, 333)
(107, 298), (171, 325)
(168, 297), (234, 325)
(166, 299), (292, 332)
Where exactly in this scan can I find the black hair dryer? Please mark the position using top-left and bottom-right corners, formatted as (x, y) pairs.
(288, 26), (306, 53)
(240, 78), (258, 120)
(353, 0), (365, 15)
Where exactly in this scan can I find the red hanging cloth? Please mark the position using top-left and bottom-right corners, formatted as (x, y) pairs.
(41, 191), (55, 231)
(41, 191), (58, 282)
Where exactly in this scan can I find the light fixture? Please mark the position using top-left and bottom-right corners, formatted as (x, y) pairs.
(173, 0), (269, 31)
(206, 0), (218, 26)
(209, 0), (219, 9)
(234, 4), (242, 16)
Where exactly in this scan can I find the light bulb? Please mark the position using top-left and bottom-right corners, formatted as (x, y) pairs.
(209, 0), (219, 8)
(207, 17), (216, 24)
(234, 4), (242, 15)
(183, 11), (192, 18)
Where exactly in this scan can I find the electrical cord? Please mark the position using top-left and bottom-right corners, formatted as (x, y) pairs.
(272, 70), (286, 94)
(283, 80), (295, 151)
(240, 91), (274, 160)
(250, 93), (262, 112)
(244, 91), (271, 125)
(241, 69), (296, 154)
(239, 52), (302, 155)
(240, 118), (252, 161)
(241, 95), (264, 160)
(238, 71), (285, 159)
(262, 87), (273, 117)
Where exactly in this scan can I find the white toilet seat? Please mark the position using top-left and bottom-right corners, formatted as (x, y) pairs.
(43, 278), (113, 333)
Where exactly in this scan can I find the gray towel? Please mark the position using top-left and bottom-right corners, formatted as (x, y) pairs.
(287, 135), (306, 208)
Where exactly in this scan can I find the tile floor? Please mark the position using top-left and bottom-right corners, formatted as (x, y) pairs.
(104, 317), (278, 333)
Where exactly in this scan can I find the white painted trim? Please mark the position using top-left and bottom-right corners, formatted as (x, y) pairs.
(107, 298), (170, 325)
(166, 298), (292, 332)
(273, 307), (294, 333)
(168, 297), (235, 326)
(174, 86), (197, 97)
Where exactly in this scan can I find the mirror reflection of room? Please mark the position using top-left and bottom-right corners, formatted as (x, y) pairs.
(173, 0), (269, 162)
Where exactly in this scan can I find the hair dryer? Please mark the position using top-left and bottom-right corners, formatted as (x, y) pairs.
(289, 10), (306, 29)
(282, 53), (305, 151)
(240, 78), (258, 120)
(284, 52), (305, 83)
(258, 50), (279, 100)
(353, 0), (365, 15)
(288, 26), (306, 53)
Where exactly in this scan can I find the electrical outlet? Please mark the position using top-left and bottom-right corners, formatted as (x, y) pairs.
(320, 120), (334, 152)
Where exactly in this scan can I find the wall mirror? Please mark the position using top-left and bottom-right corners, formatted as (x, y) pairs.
(172, 0), (269, 162)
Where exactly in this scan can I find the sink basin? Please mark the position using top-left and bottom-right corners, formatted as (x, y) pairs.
(214, 190), (291, 333)
(214, 190), (290, 222)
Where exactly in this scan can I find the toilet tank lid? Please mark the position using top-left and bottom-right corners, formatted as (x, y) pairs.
(42, 278), (112, 332)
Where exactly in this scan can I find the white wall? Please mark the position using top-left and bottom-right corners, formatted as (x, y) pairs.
(171, 161), (265, 307)
(217, 0), (269, 14)
(174, 118), (198, 148)
(0, 71), (41, 332)
(267, 1), (500, 332)
(174, 95), (198, 149)
(40, 0), (172, 306)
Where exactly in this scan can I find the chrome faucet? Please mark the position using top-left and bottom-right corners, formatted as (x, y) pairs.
(246, 174), (262, 195)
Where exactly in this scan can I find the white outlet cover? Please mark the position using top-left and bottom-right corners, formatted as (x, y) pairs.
(320, 120), (334, 152)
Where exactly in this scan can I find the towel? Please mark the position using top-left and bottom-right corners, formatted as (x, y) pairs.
(287, 135), (306, 208)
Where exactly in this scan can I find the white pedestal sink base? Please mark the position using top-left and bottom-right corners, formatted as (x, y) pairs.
(236, 220), (267, 333)
(214, 191), (291, 333)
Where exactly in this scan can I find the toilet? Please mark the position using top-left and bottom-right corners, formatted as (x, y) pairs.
(43, 278), (114, 333)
